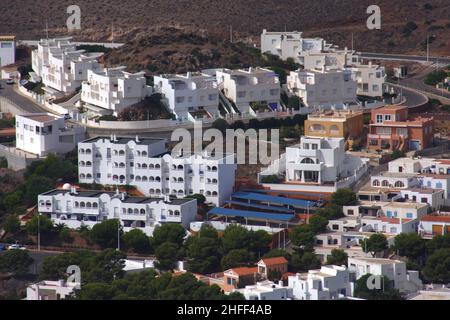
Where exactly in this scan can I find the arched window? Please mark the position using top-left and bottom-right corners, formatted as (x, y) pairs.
(140, 209), (146, 215)
(172, 165), (177, 170)
(87, 174), (92, 179)
(114, 162), (119, 168)
(206, 191), (212, 196)
(155, 164), (161, 169)
(142, 164), (148, 169)
(382, 180), (390, 187)
(394, 181), (405, 188)
(373, 180), (380, 187)
(212, 179), (218, 184)
(80, 202), (86, 208)
(120, 175), (126, 181)
(301, 158), (315, 164)
(149, 164), (155, 169)
(134, 209), (139, 214)
(178, 190), (184, 195)
(156, 189), (161, 194)
(178, 178), (184, 182)
(178, 165), (184, 170)
(79, 161), (85, 166)
(113, 150), (119, 156)
(168, 210), (174, 216)
(149, 189), (155, 194)
(155, 177), (161, 182)
(128, 208), (133, 214)
(172, 190), (177, 194)
(79, 149), (85, 154)
(45, 201), (51, 207)
(119, 150), (125, 156)
(212, 166), (218, 172)
(80, 174), (86, 179)
(136, 151), (141, 157)
(142, 151), (148, 157)
(85, 149), (92, 155)
(86, 161), (92, 167)
(135, 176), (142, 182)
(86, 203), (92, 208)
(310, 124), (326, 132)
(39, 200), (45, 207)
(174, 210), (180, 216)
(142, 176), (148, 182)
(93, 203), (98, 208)
(74, 202), (79, 208)
(119, 163), (126, 168)
(329, 125), (340, 133)
(149, 176), (155, 182)
(212, 191), (218, 196)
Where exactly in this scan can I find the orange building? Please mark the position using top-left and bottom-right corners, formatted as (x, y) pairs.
(221, 267), (258, 292)
(304, 110), (364, 149)
(257, 257), (288, 279)
(367, 105), (434, 151)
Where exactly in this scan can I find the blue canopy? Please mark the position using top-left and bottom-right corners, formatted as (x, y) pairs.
(224, 200), (295, 214)
(232, 192), (315, 208)
(208, 207), (294, 222)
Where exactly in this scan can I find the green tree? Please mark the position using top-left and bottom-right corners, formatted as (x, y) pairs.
(222, 224), (250, 253)
(186, 236), (222, 274)
(247, 230), (272, 257)
(309, 215), (329, 234)
(326, 249), (348, 266)
(423, 248), (450, 283)
(221, 249), (253, 270)
(331, 189), (357, 206)
(290, 250), (321, 273)
(24, 175), (54, 206)
(316, 204), (344, 220)
(26, 214), (54, 236)
(90, 219), (122, 249)
(426, 234), (450, 255)
(185, 194), (206, 205)
(152, 223), (186, 248)
(287, 96), (301, 110)
(123, 229), (151, 254)
(2, 214), (20, 234)
(289, 225), (315, 249)
(76, 283), (115, 300)
(393, 233), (426, 262)
(0, 250), (34, 277)
(155, 242), (179, 271)
(354, 274), (404, 300)
(362, 234), (388, 257)
(3, 190), (23, 211)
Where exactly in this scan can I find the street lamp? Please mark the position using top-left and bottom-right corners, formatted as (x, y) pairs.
(37, 212), (40, 252)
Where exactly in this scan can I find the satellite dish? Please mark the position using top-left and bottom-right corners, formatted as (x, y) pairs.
(62, 183), (72, 190)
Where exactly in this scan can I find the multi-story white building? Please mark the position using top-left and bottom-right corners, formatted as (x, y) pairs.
(81, 66), (151, 115)
(234, 281), (293, 301)
(259, 136), (369, 194)
(214, 67), (281, 114)
(288, 266), (354, 300)
(419, 215), (450, 239)
(299, 48), (360, 71)
(286, 68), (357, 108)
(370, 157), (450, 205)
(15, 114), (85, 157)
(78, 136), (236, 206)
(0, 35), (16, 67)
(38, 187), (198, 236)
(26, 280), (80, 300)
(32, 37), (104, 95)
(350, 62), (386, 97)
(261, 30), (324, 62)
(348, 257), (423, 294)
(153, 72), (219, 120)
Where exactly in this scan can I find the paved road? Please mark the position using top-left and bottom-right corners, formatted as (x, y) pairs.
(0, 80), (46, 114)
(361, 52), (450, 64)
(18, 40), (125, 49)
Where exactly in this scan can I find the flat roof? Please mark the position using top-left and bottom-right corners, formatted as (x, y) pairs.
(0, 36), (16, 41)
(82, 136), (167, 146)
(19, 114), (60, 123)
(208, 207), (294, 222)
(232, 192), (315, 208)
(225, 200), (295, 214)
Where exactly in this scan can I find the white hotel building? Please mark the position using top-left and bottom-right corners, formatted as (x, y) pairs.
(286, 67), (357, 109)
(38, 188), (197, 236)
(78, 136), (237, 206)
(81, 66), (151, 115)
(213, 67), (281, 114)
(15, 114), (85, 157)
(259, 136), (368, 193)
(153, 72), (219, 120)
(32, 37), (103, 95)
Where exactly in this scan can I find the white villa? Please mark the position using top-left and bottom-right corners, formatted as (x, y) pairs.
(259, 136), (369, 194)
(0, 35), (16, 67)
(81, 66), (152, 116)
(350, 62), (386, 98)
(288, 266), (354, 300)
(299, 48), (360, 71)
(261, 30), (325, 62)
(153, 72), (219, 120)
(77, 135), (237, 206)
(286, 67), (357, 109)
(26, 280), (80, 300)
(31, 37), (104, 96)
(348, 257), (423, 294)
(38, 187), (197, 236)
(15, 113), (85, 157)
(234, 281), (293, 301)
(213, 67), (281, 114)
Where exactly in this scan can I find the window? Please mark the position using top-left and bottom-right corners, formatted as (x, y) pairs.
(376, 115), (383, 123)
(394, 181), (405, 188)
(373, 180), (380, 187)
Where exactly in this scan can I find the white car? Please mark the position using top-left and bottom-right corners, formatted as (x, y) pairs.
(5, 79), (15, 85)
(7, 244), (26, 250)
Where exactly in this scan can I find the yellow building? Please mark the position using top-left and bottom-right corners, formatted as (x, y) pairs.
(304, 110), (364, 148)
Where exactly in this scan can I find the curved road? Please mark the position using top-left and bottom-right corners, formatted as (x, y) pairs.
(0, 80), (46, 114)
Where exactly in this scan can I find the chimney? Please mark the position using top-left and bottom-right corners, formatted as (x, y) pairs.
(115, 187), (120, 196)
(71, 186), (77, 195)
(278, 280), (284, 287)
(110, 134), (114, 142)
(136, 135), (140, 143)
(121, 192), (126, 201)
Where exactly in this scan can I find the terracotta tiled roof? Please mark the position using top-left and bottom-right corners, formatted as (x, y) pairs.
(421, 215), (450, 223)
(227, 267), (258, 277)
(259, 257), (288, 266)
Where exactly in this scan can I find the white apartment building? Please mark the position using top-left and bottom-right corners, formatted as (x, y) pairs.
(299, 48), (360, 70)
(261, 30), (324, 62)
(288, 266), (354, 300)
(153, 72), (219, 120)
(286, 68), (357, 108)
(32, 37), (104, 95)
(26, 280), (80, 300)
(259, 136), (368, 193)
(78, 136), (237, 206)
(214, 67), (281, 114)
(38, 187), (197, 236)
(234, 281), (293, 301)
(371, 157), (450, 204)
(348, 257), (423, 294)
(0, 35), (16, 67)
(351, 62), (386, 97)
(15, 114), (85, 157)
(81, 67), (151, 115)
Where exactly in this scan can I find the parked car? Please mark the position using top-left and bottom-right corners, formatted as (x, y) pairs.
(63, 113), (71, 120)
(7, 244), (26, 250)
(0, 244), (6, 251)
(6, 78), (15, 85)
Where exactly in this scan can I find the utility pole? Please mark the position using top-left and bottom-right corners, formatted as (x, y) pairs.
(37, 213), (41, 252)
(230, 25), (233, 43)
(426, 35), (430, 62)
(117, 219), (120, 251)
(351, 32), (354, 52)
(46, 20), (49, 40)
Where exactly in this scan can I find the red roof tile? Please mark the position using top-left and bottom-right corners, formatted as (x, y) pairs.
(259, 257), (288, 266)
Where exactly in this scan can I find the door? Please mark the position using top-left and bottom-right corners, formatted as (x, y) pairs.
(432, 225), (443, 236)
